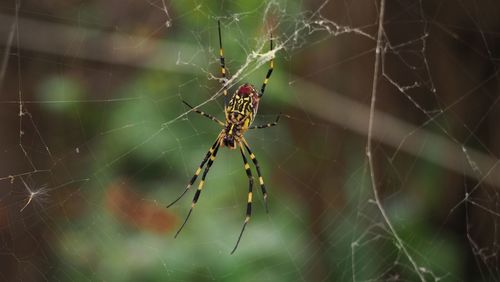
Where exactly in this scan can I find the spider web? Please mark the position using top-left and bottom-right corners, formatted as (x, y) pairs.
(1, 0), (500, 280)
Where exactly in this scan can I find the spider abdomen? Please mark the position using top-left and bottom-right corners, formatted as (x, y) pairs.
(226, 83), (260, 127)
(222, 84), (260, 149)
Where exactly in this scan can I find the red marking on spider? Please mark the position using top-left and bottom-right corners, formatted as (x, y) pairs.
(237, 83), (256, 95)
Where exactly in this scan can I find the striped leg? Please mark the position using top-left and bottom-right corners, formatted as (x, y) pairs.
(174, 141), (221, 238)
(182, 100), (225, 126)
(167, 137), (220, 208)
(231, 142), (254, 254)
(218, 20), (229, 106)
(249, 113), (281, 130)
(259, 34), (274, 97)
(242, 138), (269, 213)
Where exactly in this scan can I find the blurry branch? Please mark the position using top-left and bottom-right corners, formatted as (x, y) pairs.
(289, 79), (500, 188)
(0, 3), (19, 92)
(0, 13), (197, 73)
(1, 13), (499, 189)
(294, 78), (499, 181)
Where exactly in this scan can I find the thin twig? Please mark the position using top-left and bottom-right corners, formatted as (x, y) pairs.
(366, 0), (426, 281)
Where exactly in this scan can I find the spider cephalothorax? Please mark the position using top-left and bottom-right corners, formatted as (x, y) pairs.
(168, 20), (279, 254)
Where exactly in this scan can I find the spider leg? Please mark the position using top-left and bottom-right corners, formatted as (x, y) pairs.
(174, 139), (221, 238)
(249, 113), (281, 130)
(259, 33), (274, 97)
(242, 138), (269, 213)
(182, 100), (225, 126)
(231, 142), (254, 254)
(167, 137), (220, 208)
(218, 20), (229, 107)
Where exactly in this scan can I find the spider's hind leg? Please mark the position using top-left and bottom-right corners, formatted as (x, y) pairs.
(242, 138), (269, 213)
(231, 142), (254, 254)
(174, 140), (221, 238)
(167, 137), (220, 208)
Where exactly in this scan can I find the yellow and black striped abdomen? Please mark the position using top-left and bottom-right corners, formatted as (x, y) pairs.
(226, 83), (260, 128)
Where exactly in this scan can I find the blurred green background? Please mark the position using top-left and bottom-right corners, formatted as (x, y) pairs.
(1, 0), (500, 281)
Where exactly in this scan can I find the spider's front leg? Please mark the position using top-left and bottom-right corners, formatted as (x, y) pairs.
(259, 34), (274, 97)
(218, 20), (229, 107)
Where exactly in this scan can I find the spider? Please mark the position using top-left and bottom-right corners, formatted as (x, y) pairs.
(167, 20), (279, 254)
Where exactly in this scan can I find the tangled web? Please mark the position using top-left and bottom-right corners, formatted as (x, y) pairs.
(1, 0), (500, 280)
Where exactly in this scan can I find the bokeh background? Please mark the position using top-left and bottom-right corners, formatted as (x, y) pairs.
(1, 0), (500, 281)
